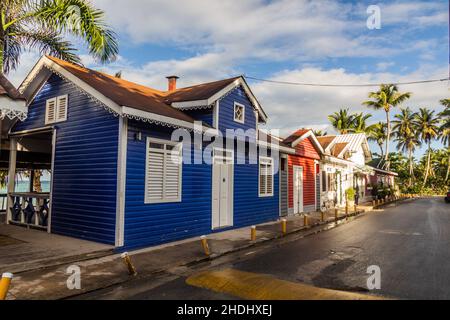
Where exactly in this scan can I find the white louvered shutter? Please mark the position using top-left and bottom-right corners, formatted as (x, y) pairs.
(165, 147), (181, 200)
(45, 98), (57, 124)
(259, 158), (273, 196)
(146, 141), (182, 203)
(266, 160), (273, 195)
(57, 95), (68, 121)
(147, 150), (164, 202)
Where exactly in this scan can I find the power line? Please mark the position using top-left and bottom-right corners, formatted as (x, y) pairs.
(244, 75), (450, 87)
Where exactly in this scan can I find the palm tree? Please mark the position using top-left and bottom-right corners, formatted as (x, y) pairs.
(415, 108), (440, 187)
(392, 107), (420, 185)
(0, 0), (118, 73)
(363, 84), (411, 168)
(328, 109), (355, 134)
(351, 113), (372, 133)
(367, 122), (387, 164)
(313, 129), (327, 137)
(439, 99), (450, 181)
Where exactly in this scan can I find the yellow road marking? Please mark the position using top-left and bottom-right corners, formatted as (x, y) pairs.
(186, 268), (385, 300)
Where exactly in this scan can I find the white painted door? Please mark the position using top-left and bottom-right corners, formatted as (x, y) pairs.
(293, 166), (303, 214)
(212, 149), (234, 229)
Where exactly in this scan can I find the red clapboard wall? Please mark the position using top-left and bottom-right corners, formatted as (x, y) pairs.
(288, 137), (321, 209)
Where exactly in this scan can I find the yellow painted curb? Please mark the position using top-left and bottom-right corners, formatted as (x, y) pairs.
(186, 268), (384, 300)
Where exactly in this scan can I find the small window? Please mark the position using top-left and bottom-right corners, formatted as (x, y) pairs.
(234, 102), (245, 124)
(145, 139), (182, 203)
(259, 157), (274, 197)
(45, 95), (68, 124)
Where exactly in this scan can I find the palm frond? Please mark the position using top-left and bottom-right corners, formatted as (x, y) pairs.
(31, 0), (118, 63)
(18, 29), (81, 64)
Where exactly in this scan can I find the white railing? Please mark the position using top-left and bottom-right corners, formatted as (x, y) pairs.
(8, 192), (50, 230)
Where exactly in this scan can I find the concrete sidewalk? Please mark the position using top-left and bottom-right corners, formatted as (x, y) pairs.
(3, 197), (409, 300)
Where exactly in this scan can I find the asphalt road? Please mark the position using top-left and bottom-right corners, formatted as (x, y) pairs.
(79, 197), (450, 300)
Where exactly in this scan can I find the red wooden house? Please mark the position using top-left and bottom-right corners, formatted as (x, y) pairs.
(282, 129), (323, 214)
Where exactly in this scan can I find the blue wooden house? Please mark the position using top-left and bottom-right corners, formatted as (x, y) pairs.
(7, 55), (294, 249)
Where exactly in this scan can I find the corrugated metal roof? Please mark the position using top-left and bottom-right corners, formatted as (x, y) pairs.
(331, 133), (366, 152)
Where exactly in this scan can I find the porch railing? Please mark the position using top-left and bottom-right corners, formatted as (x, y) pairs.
(8, 192), (50, 230)
(0, 193), (7, 213)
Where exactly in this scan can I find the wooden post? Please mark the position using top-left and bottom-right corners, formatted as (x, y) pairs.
(334, 208), (338, 222)
(321, 211), (325, 222)
(303, 215), (308, 226)
(6, 138), (17, 224)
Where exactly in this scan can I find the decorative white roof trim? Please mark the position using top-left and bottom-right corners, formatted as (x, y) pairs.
(0, 97), (27, 120)
(121, 106), (216, 134)
(173, 104), (214, 111)
(171, 77), (268, 122)
(172, 100), (209, 109)
(20, 56), (122, 119)
(291, 130), (325, 154)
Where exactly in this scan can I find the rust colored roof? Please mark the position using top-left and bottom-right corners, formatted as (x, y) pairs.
(331, 142), (348, 157)
(165, 77), (240, 103)
(283, 129), (310, 145)
(258, 130), (291, 150)
(0, 74), (26, 100)
(317, 136), (336, 149)
(46, 56), (197, 124)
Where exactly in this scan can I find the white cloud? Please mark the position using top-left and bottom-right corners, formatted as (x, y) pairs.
(252, 65), (449, 138)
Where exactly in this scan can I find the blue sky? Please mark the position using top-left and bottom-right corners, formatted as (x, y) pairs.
(10, 0), (449, 158)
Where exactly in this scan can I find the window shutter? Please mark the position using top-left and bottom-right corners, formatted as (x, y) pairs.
(165, 149), (181, 200)
(259, 163), (266, 195)
(266, 161), (273, 194)
(259, 157), (273, 196)
(45, 98), (57, 124)
(145, 141), (182, 203)
(57, 95), (68, 121)
(147, 150), (164, 202)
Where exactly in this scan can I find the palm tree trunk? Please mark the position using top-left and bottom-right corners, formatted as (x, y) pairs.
(445, 142), (450, 182)
(384, 111), (391, 168)
(408, 148), (414, 186)
(423, 141), (431, 187)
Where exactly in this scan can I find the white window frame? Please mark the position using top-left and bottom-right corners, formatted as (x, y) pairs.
(233, 102), (245, 124)
(144, 137), (182, 204)
(259, 156), (274, 197)
(45, 95), (68, 124)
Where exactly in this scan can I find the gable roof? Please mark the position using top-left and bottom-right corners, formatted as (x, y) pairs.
(329, 133), (372, 160)
(165, 77), (240, 103)
(20, 56), (268, 129)
(45, 56), (197, 124)
(0, 74), (26, 100)
(317, 135), (336, 150)
(283, 129), (310, 145)
(331, 142), (348, 157)
(258, 130), (293, 152)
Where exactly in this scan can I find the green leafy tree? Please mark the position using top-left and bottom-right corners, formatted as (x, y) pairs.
(0, 0), (119, 73)
(439, 99), (450, 181)
(415, 108), (440, 187)
(328, 109), (355, 134)
(351, 112), (373, 134)
(363, 84), (411, 167)
(367, 122), (387, 163)
(392, 107), (420, 185)
(313, 129), (327, 137)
